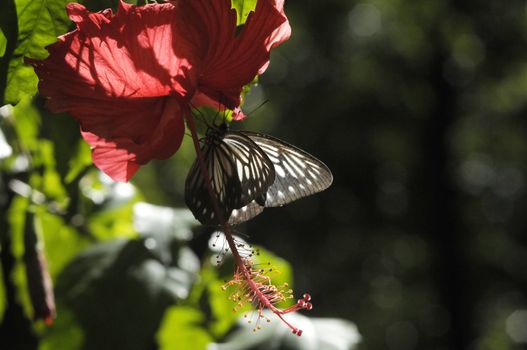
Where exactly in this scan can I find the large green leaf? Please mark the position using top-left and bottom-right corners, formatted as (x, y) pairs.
(157, 306), (213, 350)
(3, 0), (70, 105)
(56, 234), (199, 350)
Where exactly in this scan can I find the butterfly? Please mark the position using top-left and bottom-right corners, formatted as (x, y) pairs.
(185, 124), (333, 225)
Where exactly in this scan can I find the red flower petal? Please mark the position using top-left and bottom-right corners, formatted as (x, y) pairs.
(26, 0), (290, 181)
(80, 132), (141, 182)
(30, 2), (198, 101)
(26, 2), (194, 181)
(178, 0), (291, 109)
(80, 96), (185, 182)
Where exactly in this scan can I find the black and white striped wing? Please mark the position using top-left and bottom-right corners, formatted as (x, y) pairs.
(228, 200), (265, 225)
(185, 132), (275, 225)
(222, 132), (275, 208)
(243, 132), (333, 207)
(185, 141), (241, 225)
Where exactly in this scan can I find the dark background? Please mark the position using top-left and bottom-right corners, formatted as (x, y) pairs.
(223, 1), (527, 349)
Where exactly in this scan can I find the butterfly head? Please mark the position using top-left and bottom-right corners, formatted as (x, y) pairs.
(205, 122), (229, 144)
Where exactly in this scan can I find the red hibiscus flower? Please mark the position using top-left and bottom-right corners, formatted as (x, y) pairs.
(27, 0), (290, 182)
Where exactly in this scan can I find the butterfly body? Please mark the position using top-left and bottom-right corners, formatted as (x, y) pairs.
(185, 125), (332, 225)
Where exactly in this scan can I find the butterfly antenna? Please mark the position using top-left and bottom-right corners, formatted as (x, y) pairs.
(189, 102), (211, 129)
(243, 99), (270, 118)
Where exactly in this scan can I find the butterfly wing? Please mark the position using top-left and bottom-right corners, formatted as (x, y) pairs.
(185, 140), (241, 225)
(228, 200), (265, 225)
(222, 132), (275, 208)
(185, 131), (275, 225)
(243, 132), (333, 207)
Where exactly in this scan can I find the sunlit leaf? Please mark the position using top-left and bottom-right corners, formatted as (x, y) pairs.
(157, 306), (213, 350)
(80, 171), (141, 240)
(0, 28), (6, 58)
(12, 96), (40, 151)
(30, 140), (67, 201)
(35, 209), (90, 278)
(200, 262), (240, 338)
(65, 140), (92, 184)
(88, 202), (139, 240)
(4, 0), (71, 105)
(195, 240), (295, 339)
(252, 246), (293, 307)
(231, 0), (257, 26)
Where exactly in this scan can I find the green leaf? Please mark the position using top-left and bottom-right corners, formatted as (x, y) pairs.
(231, 0), (257, 26)
(252, 245), (293, 307)
(193, 243), (295, 339)
(39, 306), (84, 350)
(79, 170), (142, 240)
(56, 236), (199, 350)
(4, 0), (71, 105)
(157, 306), (213, 350)
(8, 196), (34, 320)
(30, 140), (68, 201)
(35, 209), (90, 278)
(200, 262), (241, 338)
(88, 200), (139, 240)
(12, 96), (40, 151)
(11, 97), (69, 204)
(65, 139), (92, 184)
(0, 28), (6, 57)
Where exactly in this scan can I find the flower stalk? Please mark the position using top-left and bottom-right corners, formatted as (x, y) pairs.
(184, 114), (311, 335)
